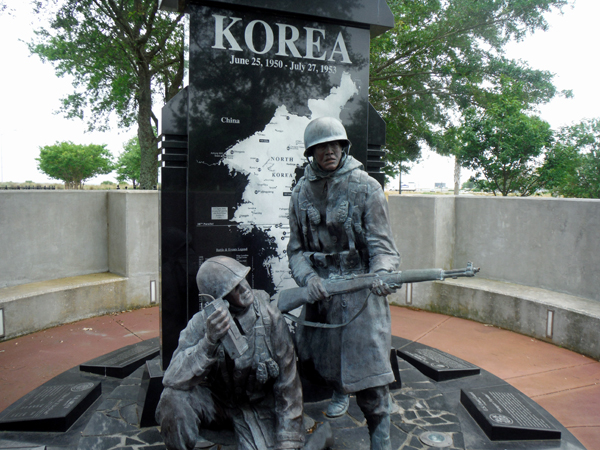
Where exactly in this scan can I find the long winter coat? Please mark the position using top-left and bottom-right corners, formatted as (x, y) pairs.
(287, 155), (401, 393)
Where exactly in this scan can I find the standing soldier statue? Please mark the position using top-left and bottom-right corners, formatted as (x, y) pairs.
(287, 117), (401, 450)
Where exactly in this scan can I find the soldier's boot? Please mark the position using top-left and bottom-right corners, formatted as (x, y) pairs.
(366, 413), (391, 450)
(326, 391), (350, 418)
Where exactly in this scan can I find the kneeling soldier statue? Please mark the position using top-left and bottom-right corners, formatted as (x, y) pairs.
(156, 256), (305, 450)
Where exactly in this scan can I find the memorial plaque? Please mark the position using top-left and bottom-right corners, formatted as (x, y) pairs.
(80, 337), (160, 378)
(0, 380), (101, 432)
(461, 386), (561, 441)
(398, 342), (480, 381)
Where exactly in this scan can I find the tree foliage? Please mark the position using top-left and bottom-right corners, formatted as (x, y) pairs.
(29, 0), (185, 189)
(116, 136), (142, 188)
(369, 0), (570, 180)
(455, 79), (553, 196)
(543, 119), (600, 198)
(381, 103), (422, 190)
(36, 141), (114, 189)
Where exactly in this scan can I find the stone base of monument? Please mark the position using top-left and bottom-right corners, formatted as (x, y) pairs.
(0, 337), (586, 450)
(80, 337), (160, 378)
(137, 359), (165, 428)
(0, 442), (46, 450)
(389, 348), (402, 390)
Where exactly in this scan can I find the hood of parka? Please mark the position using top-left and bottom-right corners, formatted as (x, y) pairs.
(305, 154), (363, 182)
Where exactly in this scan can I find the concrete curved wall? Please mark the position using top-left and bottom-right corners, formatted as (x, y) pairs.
(0, 191), (109, 288)
(388, 195), (600, 302)
(387, 194), (600, 360)
(0, 191), (159, 339)
(2, 191), (599, 354)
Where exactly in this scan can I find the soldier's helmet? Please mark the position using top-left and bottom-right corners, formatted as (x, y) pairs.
(303, 117), (351, 158)
(196, 256), (250, 301)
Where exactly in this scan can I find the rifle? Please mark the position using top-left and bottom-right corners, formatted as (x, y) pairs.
(278, 262), (480, 313)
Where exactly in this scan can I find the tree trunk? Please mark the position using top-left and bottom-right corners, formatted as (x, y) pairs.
(398, 164), (402, 194)
(138, 66), (159, 190)
(454, 155), (461, 195)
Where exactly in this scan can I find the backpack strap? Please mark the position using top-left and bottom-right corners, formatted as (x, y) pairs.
(339, 170), (368, 267)
(295, 177), (321, 251)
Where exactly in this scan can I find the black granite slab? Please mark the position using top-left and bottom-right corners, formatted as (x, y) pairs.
(160, 0), (395, 38)
(159, 0), (387, 371)
(398, 341), (480, 382)
(391, 335), (412, 350)
(0, 376), (101, 433)
(138, 359), (165, 428)
(389, 353), (402, 391)
(80, 337), (160, 378)
(461, 387), (562, 441)
(0, 441), (45, 450)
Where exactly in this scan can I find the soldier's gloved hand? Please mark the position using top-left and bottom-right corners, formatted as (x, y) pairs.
(206, 304), (231, 344)
(307, 276), (330, 303)
(371, 276), (397, 297)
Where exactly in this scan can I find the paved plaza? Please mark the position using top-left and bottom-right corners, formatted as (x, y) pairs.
(0, 306), (598, 449)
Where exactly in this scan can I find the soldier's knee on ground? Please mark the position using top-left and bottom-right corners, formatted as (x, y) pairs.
(156, 387), (214, 450)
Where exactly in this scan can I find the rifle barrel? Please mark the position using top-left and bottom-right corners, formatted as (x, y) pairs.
(277, 264), (479, 313)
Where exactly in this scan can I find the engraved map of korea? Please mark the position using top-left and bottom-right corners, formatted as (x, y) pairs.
(220, 72), (359, 292)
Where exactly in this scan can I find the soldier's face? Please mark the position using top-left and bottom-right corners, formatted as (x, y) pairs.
(225, 278), (254, 309)
(313, 141), (343, 171)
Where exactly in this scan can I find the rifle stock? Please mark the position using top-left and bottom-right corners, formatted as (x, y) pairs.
(278, 262), (479, 313)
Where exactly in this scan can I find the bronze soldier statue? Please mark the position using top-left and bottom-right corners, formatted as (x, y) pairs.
(287, 117), (401, 450)
(156, 256), (305, 450)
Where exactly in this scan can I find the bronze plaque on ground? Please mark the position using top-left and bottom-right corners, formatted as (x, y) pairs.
(398, 342), (480, 381)
(461, 386), (561, 441)
(0, 379), (101, 432)
(80, 337), (159, 378)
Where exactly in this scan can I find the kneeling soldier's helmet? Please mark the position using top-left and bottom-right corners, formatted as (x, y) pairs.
(303, 117), (351, 158)
(196, 256), (250, 301)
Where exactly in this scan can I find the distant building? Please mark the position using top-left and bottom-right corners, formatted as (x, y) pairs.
(434, 183), (447, 189)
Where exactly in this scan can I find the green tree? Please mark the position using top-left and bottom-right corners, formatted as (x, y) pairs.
(456, 79), (553, 196)
(116, 137), (142, 188)
(36, 141), (114, 189)
(369, 0), (570, 182)
(543, 119), (600, 198)
(381, 103), (422, 191)
(29, 0), (185, 190)
(461, 180), (475, 190)
(574, 151), (600, 199)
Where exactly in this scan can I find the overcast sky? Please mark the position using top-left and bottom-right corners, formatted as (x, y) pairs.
(0, 2), (137, 185)
(0, 1), (597, 187)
